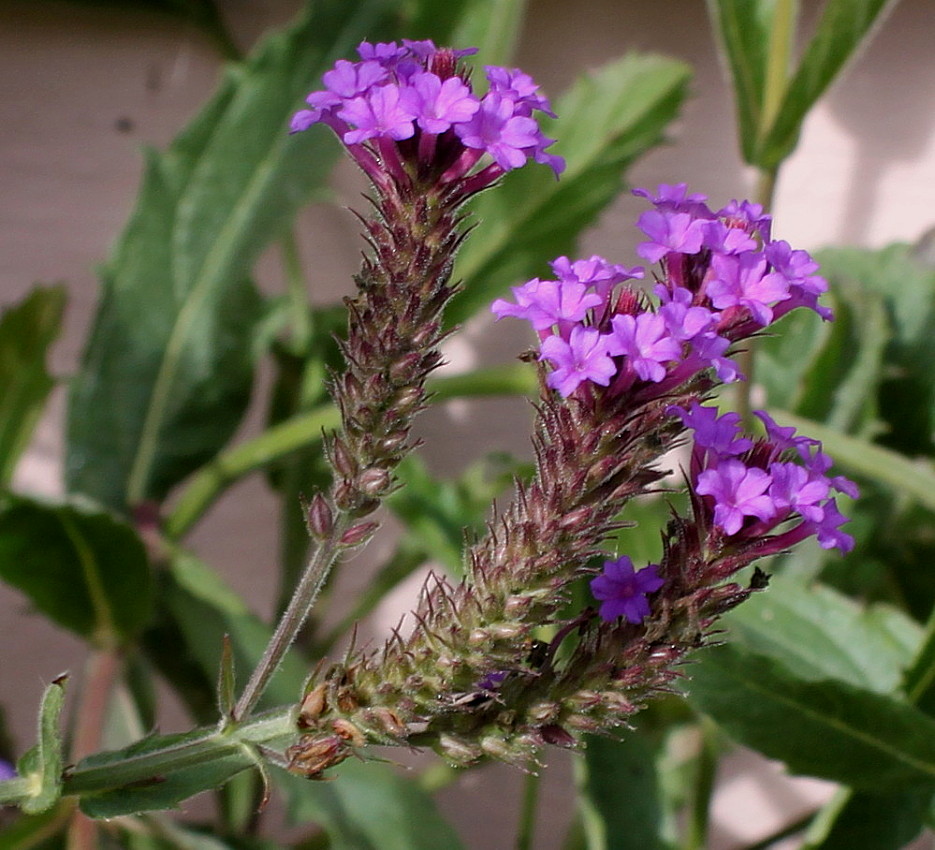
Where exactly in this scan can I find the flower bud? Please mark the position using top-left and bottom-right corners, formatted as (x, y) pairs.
(437, 734), (482, 765)
(358, 467), (391, 496)
(306, 493), (334, 540)
(340, 521), (380, 547)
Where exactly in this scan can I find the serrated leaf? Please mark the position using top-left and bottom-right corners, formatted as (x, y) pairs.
(0, 287), (65, 488)
(723, 575), (921, 693)
(758, 0), (900, 167)
(448, 52), (690, 326)
(0, 497), (152, 646)
(688, 644), (935, 791)
(280, 759), (464, 850)
(65, 0), (401, 513)
(19, 677), (67, 815)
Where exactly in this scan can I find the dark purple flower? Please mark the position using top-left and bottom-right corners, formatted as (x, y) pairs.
(591, 556), (664, 623)
(539, 326), (616, 396)
(636, 210), (707, 263)
(696, 460), (777, 536)
(606, 313), (682, 383)
(668, 402), (753, 456)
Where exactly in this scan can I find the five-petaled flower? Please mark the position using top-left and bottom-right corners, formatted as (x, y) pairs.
(591, 556), (665, 624)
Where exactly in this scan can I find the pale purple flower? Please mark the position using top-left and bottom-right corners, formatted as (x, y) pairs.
(357, 41), (408, 64)
(491, 278), (602, 332)
(690, 331), (740, 382)
(636, 210), (707, 263)
(717, 199), (772, 241)
(765, 240), (833, 321)
(607, 312), (682, 383)
(320, 59), (388, 101)
(703, 220), (757, 255)
(591, 557), (664, 624)
(485, 66), (556, 116)
(705, 253), (790, 325)
(632, 183), (709, 213)
(696, 460), (776, 535)
(408, 72), (479, 134)
(338, 85), (418, 144)
(540, 326), (617, 396)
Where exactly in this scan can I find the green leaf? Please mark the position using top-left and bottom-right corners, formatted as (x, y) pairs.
(758, 0), (901, 167)
(687, 643), (935, 791)
(0, 497), (152, 646)
(280, 759), (464, 850)
(705, 0), (783, 162)
(65, 0), (399, 512)
(0, 287), (66, 488)
(804, 788), (931, 850)
(77, 728), (253, 819)
(723, 575), (921, 693)
(816, 242), (935, 455)
(19, 676), (67, 815)
(771, 410), (935, 513)
(448, 52), (690, 326)
(572, 733), (664, 850)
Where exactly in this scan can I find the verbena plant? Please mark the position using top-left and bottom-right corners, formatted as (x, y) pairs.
(1, 1), (933, 848)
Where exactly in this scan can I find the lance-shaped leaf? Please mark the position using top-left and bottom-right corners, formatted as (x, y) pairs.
(0, 286), (65, 488)
(448, 52), (691, 326)
(705, 0), (785, 163)
(65, 0), (399, 513)
(758, 0), (901, 168)
(0, 497), (152, 647)
(687, 644), (935, 792)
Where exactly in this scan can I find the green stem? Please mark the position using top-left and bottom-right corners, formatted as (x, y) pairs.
(515, 771), (541, 850)
(683, 719), (719, 850)
(165, 363), (537, 539)
(61, 708), (294, 799)
(232, 516), (350, 721)
(759, 0), (797, 142)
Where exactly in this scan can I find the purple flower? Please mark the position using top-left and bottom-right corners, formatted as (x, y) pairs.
(591, 556), (664, 624)
(491, 278), (602, 332)
(606, 312), (682, 383)
(808, 498), (856, 553)
(455, 92), (541, 171)
(338, 85), (418, 144)
(539, 326), (617, 396)
(696, 460), (777, 535)
(485, 66), (556, 117)
(633, 183), (709, 214)
(768, 462), (830, 522)
(705, 253), (789, 326)
(0, 759), (15, 781)
(408, 72), (479, 134)
(716, 199), (772, 241)
(668, 402), (753, 456)
(656, 285), (716, 340)
(765, 240), (833, 321)
(703, 220), (758, 255)
(636, 210), (707, 263)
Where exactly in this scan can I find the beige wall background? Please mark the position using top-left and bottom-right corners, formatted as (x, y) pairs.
(1, 1), (934, 847)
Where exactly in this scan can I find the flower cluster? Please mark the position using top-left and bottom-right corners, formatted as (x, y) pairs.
(670, 403), (858, 552)
(291, 39), (563, 194)
(492, 183), (831, 399)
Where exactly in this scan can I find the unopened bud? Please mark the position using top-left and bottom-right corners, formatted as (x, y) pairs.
(469, 628), (490, 646)
(340, 521), (379, 547)
(358, 467), (391, 496)
(306, 493), (334, 540)
(488, 623), (525, 641)
(332, 718), (366, 748)
(540, 724), (576, 748)
(394, 387), (423, 415)
(378, 430), (408, 455)
(365, 707), (407, 738)
(329, 438), (357, 478)
(528, 701), (559, 723)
